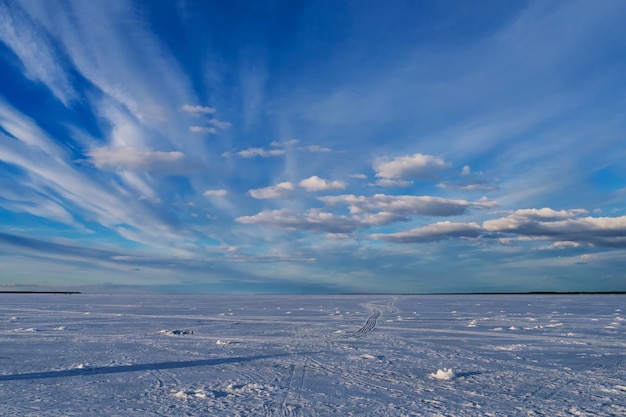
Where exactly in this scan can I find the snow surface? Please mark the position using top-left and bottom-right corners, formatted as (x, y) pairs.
(1, 294), (625, 416)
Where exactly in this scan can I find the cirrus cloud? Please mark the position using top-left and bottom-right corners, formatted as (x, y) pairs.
(189, 126), (217, 134)
(298, 145), (333, 153)
(87, 146), (184, 170)
(225, 147), (286, 158)
(203, 189), (228, 197)
(372, 221), (482, 243)
(181, 104), (215, 114)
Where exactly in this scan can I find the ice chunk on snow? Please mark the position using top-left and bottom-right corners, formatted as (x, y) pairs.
(430, 368), (455, 381)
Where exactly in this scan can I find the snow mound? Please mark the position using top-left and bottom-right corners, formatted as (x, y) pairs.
(171, 383), (275, 401)
(430, 368), (456, 381)
(171, 389), (206, 399)
(11, 327), (39, 332)
(216, 339), (237, 345)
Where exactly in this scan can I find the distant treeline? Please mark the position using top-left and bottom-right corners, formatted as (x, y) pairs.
(0, 291), (81, 294)
(338, 291), (626, 295)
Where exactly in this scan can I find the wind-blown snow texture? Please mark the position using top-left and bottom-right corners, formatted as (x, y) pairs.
(1, 294), (625, 416)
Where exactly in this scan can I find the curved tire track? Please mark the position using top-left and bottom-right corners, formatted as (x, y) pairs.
(348, 309), (381, 338)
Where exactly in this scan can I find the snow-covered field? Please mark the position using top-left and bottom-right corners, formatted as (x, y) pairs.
(1, 294), (625, 416)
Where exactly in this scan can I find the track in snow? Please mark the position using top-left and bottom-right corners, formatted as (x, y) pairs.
(348, 308), (381, 338)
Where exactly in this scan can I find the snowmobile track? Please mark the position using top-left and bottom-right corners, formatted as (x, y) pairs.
(348, 308), (381, 338)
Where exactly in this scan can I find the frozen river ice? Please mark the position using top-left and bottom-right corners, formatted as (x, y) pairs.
(1, 293), (625, 416)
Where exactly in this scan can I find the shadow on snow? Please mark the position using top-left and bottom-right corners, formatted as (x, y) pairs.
(0, 353), (293, 382)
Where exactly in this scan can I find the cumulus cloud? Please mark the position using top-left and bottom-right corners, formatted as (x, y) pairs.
(236, 193), (496, 235)
(248, 182), (295, 199)
(319, 194), (496, 217)
(540, 241), (581, 250)
(299, 176), (346, 192)
(87, 146), (184, 170)
(181, 104), (215, 114)
(203, 189), (228, 197)
(235, 209), (357, 233)
(372, 207), (626, 248)
(484, 212), (626, 247)
(374, 153), (450, 179)
(483, 208), (589, 232)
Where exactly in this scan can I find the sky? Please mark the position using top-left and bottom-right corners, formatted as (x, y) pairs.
(1, 0), (625, 294)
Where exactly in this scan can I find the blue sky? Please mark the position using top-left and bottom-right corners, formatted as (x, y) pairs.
(1, 0), (625, 293)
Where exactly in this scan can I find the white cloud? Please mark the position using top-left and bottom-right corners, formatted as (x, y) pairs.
(373, 208), (626, 247)
(350, 174), (368, 180)
(203, 189), (228, 197)
(540, 241), (582, 250)
(17, 1), (197, 126)
(0, 3), (75, 105)
(319, 194), (496, 217)
(236, 148), (286, 158)
(0, 106), (197, 252)
(514, 208), (588, 219)
(461, 165), (471, 176)
(208, 119), (232, 129)
(372, 221), (482, 243)
(298, 145), (333, 153)
(374, 153), (450, 179)
(87, 146), (184, 170)
(189, 126), (217, 134)
(0, 186), (75, 225)
(485, 211), (626, 248)
(271, 139), (299, 147)
(0, 101), (65, 157)
(371, 179), (413, 188)
(483, 208), (589, 232)
(182, 104), (215, 114)
(248, 182), (295, 199)
(437, 182), (497, 192)
(299, 176), (346, 192)
(325, 233), (352, 239)
(235, 193), (496, 235)
(236, 209), (357, 233)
